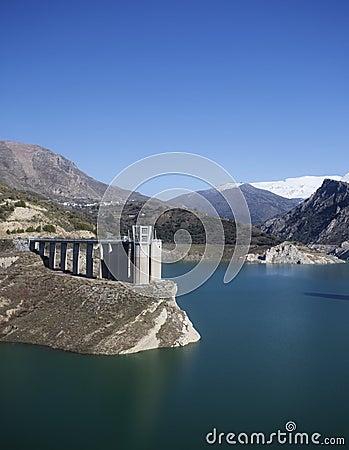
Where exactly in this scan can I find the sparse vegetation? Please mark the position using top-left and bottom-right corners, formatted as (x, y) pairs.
(14, 200), (26, 208)
(0, 180), (96, 237)
(8, 228), (26, 234)
(0, 204), (15, 220)
(116, 201), (281, 247)
(42, 224), (56, 233)
(72, 221), (96, 233)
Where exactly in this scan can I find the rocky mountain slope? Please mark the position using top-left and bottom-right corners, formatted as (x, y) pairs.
(0, 140), (145, 203)
(171, 184), (299, 226)
(262, 179), (349, 248)
(0, 245), (200, 355)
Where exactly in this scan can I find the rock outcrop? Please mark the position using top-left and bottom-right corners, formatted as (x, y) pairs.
(332, 241), (349, 261)
(247, 241), (344, 264)
(0, 249), (200, 355)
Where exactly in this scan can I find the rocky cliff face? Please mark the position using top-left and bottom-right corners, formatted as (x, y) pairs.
(0, 247), (200, 355)
(332, 241), (349, 260)
(262, 179), (349, 248)
(246, 241), (344, 264)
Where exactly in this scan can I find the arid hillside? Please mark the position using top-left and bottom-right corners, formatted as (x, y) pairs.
(0, 180), (96, 239)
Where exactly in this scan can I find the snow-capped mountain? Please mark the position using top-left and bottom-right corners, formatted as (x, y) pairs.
(250, 176), (343, 199)
(219, 175), (345, 199)
(342, 173), (349, 182)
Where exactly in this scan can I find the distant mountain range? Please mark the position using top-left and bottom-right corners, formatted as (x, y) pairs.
(219, 175), (349, 199)
(0, 140), (278, 248)
(2, 140), (349, 253)
(171, 184), (299, 226)
(262, 179), (349, 248)
(0, 140), (303, 227)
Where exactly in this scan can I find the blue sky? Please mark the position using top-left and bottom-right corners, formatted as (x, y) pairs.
(1, 0), (348, 193)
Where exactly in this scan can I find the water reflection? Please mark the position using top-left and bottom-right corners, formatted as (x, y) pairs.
(304, 292), (349, 301)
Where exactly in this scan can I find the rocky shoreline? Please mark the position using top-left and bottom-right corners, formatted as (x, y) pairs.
(0, 247), (200, 355)
(163, 242), (345, 264)
(246, 241), (344, 264)
(0, 237), (345, 356)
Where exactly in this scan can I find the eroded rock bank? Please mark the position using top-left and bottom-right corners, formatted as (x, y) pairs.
(0, 250), (200, 355)
(246, 241), (344, 264)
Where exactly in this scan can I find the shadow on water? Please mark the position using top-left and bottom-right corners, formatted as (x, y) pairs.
(304, 292), (349, 301)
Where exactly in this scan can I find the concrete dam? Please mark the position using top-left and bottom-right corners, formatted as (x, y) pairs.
(29, 225), (162, 285)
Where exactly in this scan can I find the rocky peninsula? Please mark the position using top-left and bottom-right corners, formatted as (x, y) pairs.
(246, 241), (344, 264)
(0, 242), (200, 355)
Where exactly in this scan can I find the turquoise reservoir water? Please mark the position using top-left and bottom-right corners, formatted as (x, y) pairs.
(1, 263), (349, 449)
